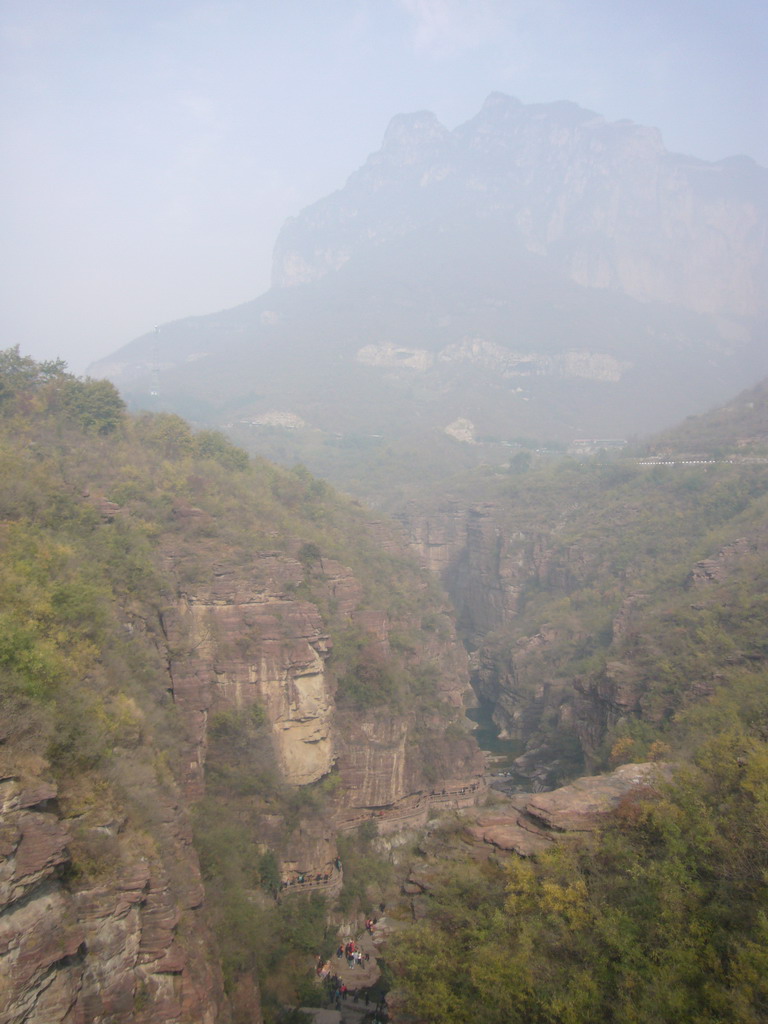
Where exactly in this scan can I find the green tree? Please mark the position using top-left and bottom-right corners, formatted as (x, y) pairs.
(0, 345), (66, 407)
(60, 377), (125, 434)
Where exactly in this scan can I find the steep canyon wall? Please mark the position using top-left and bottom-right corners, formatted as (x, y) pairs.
(395, 499), (647, 786)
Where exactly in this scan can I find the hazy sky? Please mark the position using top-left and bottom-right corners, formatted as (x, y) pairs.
(2, 0), (766, 373)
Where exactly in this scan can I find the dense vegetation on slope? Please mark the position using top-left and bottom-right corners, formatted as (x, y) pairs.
(0, 348), (471, 1022)
(385, 388), (768, 1022)
(0, 344), (456, 721)
(389, 730), (768, 1023)
(501, 459), (768, 763)
(0, 350), (184, 853)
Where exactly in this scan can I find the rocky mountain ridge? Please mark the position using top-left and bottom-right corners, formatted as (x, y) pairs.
(274, 92), (768, 324)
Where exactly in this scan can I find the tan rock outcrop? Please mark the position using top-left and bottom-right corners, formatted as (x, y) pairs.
(465, 807), (554, 856)
(156, 536), (483, 815)
(335, 712), (409, 809)
(0, 804), (69, 908)
(688, 537), (751, 585)
(464, 763), (672, 858)
(159, 552), (337, 792)
(524, 762), (671, 832)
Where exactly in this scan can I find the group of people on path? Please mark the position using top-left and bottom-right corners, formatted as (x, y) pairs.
(281, 857), (343, 891)
(320, 972), (388, 1021)
(339, 939), (368, 970)
(312, 911), (387, 1021)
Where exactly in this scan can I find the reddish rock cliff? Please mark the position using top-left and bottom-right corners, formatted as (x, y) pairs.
(0, 766), (228, 1024)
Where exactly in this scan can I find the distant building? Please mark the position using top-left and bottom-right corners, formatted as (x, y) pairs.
(569, 438), (627, 455)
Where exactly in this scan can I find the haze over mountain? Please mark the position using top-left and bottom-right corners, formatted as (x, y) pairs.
(5, 1), (765, 375)
(92, 94), (768, 491)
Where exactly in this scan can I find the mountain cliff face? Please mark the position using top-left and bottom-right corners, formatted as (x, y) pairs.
(156, 533), (482, 821)
(91, 95), (768, 494)
(273, 92), (768, 325)
(0, 354), (483, 1022)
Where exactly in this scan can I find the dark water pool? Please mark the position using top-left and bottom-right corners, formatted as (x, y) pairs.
(466, 704), (524, 766)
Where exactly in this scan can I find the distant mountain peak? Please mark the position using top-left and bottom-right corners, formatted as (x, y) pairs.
(91, 94), (768, 481)
(480, 90), (521, 112)
(476, 91), (598, 126)
(381, 109), (449, 150)
(271, 94), (766, 325)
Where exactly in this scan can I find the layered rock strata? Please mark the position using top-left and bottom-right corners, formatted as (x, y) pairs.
(0, 522), (484, 1022)
(149, 534), (484, 882)
(0, 771), (226, 1024)
(463, 762), (671, 857)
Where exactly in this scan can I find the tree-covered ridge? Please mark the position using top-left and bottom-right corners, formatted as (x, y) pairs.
(0, 342), (457, 723)
(644, 375), (768, 458)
